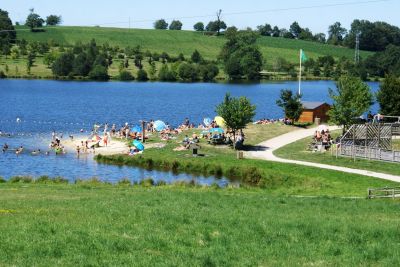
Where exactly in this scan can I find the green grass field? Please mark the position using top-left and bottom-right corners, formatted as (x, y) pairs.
(1, 183), (400, 266)
(15, 26), (373, 65)
(274, 132), (400, 176)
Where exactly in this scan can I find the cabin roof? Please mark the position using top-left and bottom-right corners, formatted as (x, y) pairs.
(301, 101), (328, 110)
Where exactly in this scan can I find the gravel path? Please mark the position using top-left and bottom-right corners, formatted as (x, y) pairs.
(246, 126), (400, 183)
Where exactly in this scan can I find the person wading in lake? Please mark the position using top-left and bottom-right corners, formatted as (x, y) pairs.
(2, 143), (9, 153)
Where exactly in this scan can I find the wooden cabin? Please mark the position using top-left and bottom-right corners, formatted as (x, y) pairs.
(298, 101), (330, 123)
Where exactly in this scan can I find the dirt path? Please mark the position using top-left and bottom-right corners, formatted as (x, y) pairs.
(245, 126), (400, 183)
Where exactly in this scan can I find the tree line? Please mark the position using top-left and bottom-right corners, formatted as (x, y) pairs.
(32, 38), (219, 81)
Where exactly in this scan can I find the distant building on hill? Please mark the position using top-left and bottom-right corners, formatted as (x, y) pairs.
(298, 101), (330, 124)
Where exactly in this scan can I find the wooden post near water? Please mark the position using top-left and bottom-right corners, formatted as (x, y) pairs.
(141, 120), (146, 143)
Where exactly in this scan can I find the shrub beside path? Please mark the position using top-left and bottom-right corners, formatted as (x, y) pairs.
(246, 126), (400, 183)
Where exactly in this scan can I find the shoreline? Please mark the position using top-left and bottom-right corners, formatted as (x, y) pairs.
(61, 136), (128, 156)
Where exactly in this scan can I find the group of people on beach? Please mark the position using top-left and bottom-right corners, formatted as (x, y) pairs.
(1, 116), (293, 158)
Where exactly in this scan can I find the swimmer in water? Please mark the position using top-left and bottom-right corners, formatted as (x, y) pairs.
(16, 117), (21, 123)
(16, 146), (23, 155)
(2, 143), (8, 152)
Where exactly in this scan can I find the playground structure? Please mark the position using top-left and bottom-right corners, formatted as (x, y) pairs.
(338, 120), (400, 163)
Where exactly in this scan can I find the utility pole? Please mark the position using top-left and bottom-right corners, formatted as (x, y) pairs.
(355, 33), (360, 65)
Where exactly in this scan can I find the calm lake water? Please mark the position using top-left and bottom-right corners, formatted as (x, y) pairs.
(0, 79), (380, 183)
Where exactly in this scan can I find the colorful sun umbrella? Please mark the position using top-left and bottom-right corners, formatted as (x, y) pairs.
(210, 128), (224, 134)
(132, 140), (145, 151)
(203, 117), (212, 126)
(154, 120), (167, 131)
(214, 116), (225, 127)
(131, 125), (142, 133)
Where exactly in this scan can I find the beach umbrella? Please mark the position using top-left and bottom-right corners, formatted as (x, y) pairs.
(203, 117), (212, 126)
(131, 125), (142, 133)
(154, 120), (167, 131)
(317, 125), (329, 132)
(214, 116), (225, 127)
(210, 128), (224, 134)
(132, 140), (145, 151)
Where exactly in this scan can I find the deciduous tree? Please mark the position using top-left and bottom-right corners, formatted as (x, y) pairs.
(154, 19), (168, 30)
(377, 75), (400, 116)
(328, 76), (373, 132)
(25, 9), (44, 31)
(216, 93), (256, 145)
(193, 22), (204, 31)
(46, 15), (61, 26)
(276, 89), (303, 122)
(169, 20), (182, 30)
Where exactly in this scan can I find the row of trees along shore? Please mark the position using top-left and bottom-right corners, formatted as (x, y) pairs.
(1, 8), (400, 80)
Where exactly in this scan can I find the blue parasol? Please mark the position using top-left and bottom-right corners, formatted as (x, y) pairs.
(209, 128), (224, 134)
(154, 120), (167, 131)
(132, 139), (145, 151)
(131, 125), (142, 133)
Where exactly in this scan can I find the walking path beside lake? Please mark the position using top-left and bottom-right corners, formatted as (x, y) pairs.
(246, 126), (400, 183)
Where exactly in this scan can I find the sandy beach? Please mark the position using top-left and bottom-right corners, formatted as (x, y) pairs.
(62, 137), (129, 155)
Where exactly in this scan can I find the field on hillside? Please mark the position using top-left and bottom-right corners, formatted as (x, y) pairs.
(15, 26), (373, 66)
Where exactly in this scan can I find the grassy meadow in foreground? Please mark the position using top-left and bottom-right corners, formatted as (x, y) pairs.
(0, 183), (399, 266)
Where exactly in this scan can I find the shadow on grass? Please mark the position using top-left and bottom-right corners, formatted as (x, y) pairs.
(241, 145), (269, 152)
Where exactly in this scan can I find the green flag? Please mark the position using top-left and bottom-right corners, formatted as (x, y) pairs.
(300, 49), (308, 62)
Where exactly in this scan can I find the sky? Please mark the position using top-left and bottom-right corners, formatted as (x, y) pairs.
(1, 0), (398, 34)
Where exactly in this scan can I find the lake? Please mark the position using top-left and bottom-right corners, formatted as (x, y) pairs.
(0, 79), (380, 183)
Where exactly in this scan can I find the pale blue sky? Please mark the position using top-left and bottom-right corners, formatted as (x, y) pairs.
(2, 0), (397, 34)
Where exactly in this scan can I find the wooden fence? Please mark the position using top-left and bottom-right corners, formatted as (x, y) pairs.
(338, 145), (400, 163)
(368, 187), (400, 199)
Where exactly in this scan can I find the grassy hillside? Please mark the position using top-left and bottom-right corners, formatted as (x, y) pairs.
(1, 183), (400, 266)
(15, 26), (373, 65)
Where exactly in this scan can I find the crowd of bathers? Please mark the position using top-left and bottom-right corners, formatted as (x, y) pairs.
(1, 116), (290, 156)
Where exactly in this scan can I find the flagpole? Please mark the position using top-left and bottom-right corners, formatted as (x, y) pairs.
(298, 49), (302, 96)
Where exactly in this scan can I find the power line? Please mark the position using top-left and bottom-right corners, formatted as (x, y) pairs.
(0, 0), (391, 32)
(110, 0), (391, 24)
